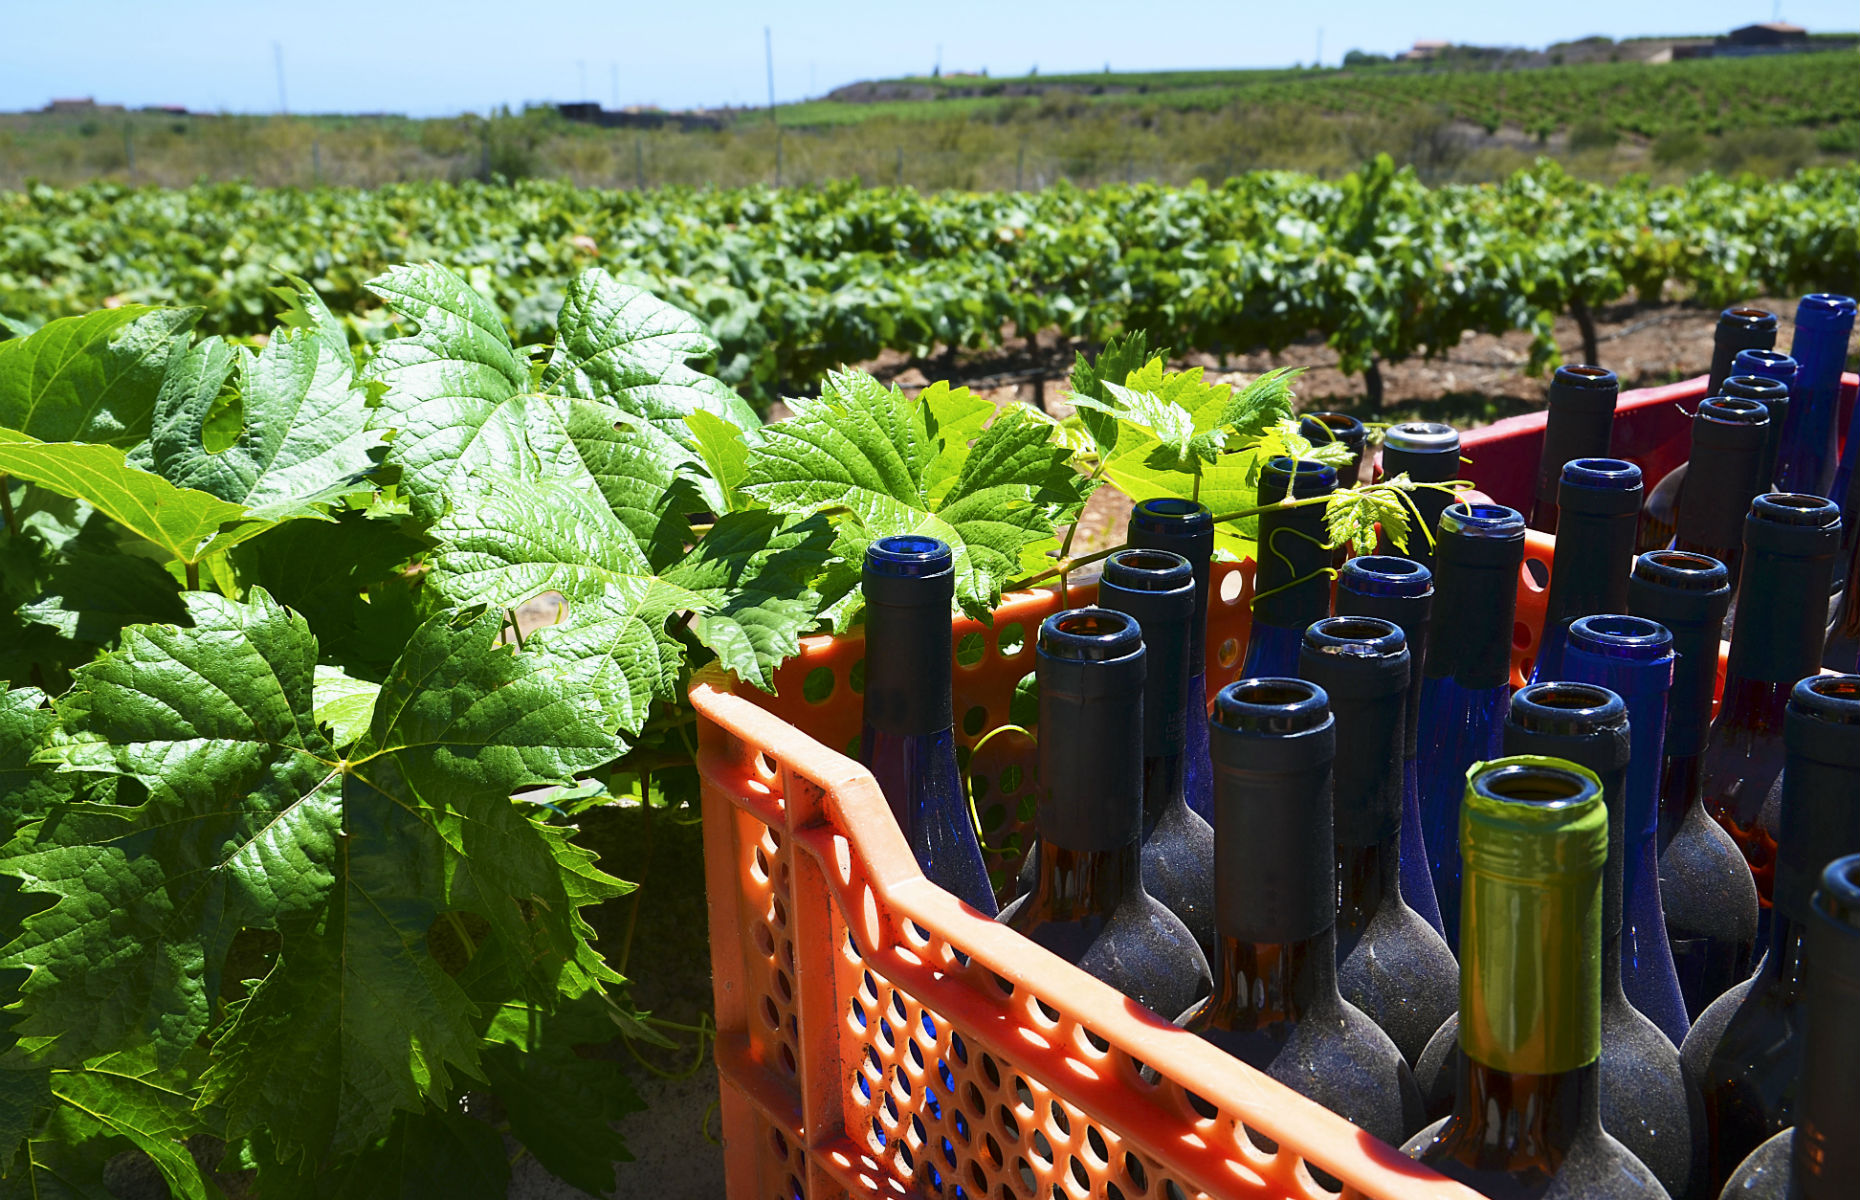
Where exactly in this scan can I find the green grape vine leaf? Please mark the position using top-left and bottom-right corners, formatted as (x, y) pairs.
(0, 307), (201, 447)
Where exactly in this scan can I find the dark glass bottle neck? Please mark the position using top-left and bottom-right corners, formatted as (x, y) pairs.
(1141, 752), (1187, 836)
(862, 595), (953, 736)
(1336, 835), (1401, 943)
(1657, 752), (1701, 851)
(1201, 929), (1339, 1032)
(1023, 841), (1145, 921)
(1439, 1054), (1596, 1177)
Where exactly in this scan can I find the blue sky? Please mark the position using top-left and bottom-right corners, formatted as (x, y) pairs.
(1, 1), (1853, 116)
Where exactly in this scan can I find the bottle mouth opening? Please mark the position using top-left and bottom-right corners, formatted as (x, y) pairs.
(1568, 613), (1673, 657)
(1800, 293), (1858, 314)
(1131, 497), (1213, 535)
(1562, 457), (1641, 489)
(1725, 306), (1776, 323)
(1039, 607), (1141, 662)
(1563, 364), (1611, 379)
(1103, 548), (1194, 592)
(1734, 348), (1792, 367)
(866, 534), (953, 577)
(1441, 502), (1525, 537)
(1511, 681), (1625, 736)
(1384, 420), (1460, 453)
(1300, 411), (1366, 442)
(1637, 549), (1728, 582)
(1817, 855), (1860, 931)
(1339, 554), (1433, 598)
(1471, 762), (1596, 808)
(1754, 492), (1841, 527)
(1791, 675), (1860, 725)
(1302, 615), (1403, 657)
(1213, 677), (1330, 734)
(1698, 397), (1769, 424)
(1721, 375), (1788, 399)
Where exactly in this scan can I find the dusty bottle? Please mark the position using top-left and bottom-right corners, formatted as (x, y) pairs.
(1183, 677), (1424, 1149)
(1403, 757), (1667, 1200)
(1416, 502), (1527, 950)
(1685, 676), (1860, 1194)
(1127, 498), (1216, 823)
(1297, 616), (1458, 1067)
(1671, 398), (1772, 593)
(1000, 608), (1211, 1015)
(860, 535), (997, 915)
(1531, 458), (1642, 683)
(1701, 494), (1842, 906)
(1239, 456), (1337, 679)
(1629, 550), (1759, 1017)
(1774, 294), (1857, 499)
(1638, 306), (1778, 552)
(1096, 548), (1215, 959)
(1300, 410), (1368, 486)
(1336, 555), (1445, 936)
(1562, 615), (1690, 1047)
(1530, 364), (1620, 535)
(1376, 421), (1462, 569)
(1716, 854), (1860, 1200)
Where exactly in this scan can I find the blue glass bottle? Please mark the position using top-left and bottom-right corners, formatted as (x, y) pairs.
(1416, 502), (1526, 950)
(1529, 364), (1619, 536)
(1239, 456), (1337, 679)
(860, 535), (998, 915)
(1336, 555), (1445, 937)
(1562, 613), (1690, 1046)
(1127, 498), (1216, 823)
(1529, 458), (1641, 684)
(1375, 422), (1461, 569)
(1774, 294), (1857, 498)
(1096, 548), (1215, 959)
(1000, 608), (1211, 1016)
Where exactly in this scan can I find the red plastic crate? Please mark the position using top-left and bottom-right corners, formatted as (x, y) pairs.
(690, 373), (1858, 1200)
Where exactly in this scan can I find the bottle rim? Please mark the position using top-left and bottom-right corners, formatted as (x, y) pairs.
(865, 534), (953, 577)
(1817, 854), (1860, 931)
(1719, 305), (1778, 330)
(1752, 492), (1841, 528)
(1632, 549), (1731, 592)
(1509, 681), (1627, 738)
(1720, 374), (1789, 400)
(1441, 501), (1525, 538)
(1130, 496), (1214, 535)
(1560, 457), (1642, 490)
(1553, 363), (1617, 389)
(1102, 548), (1194, 593)
(1338, 554), (1433, 597)
(1789, 674), (1860, 726)
(1383, 420), (1460, 454)
(1796, 293), (1858, 325)
(1696, 396), (1769, 425)
(1262, 455), (1339, 497)
(1213, 677), (1330, 735)
(1302, 615), (1405, 659)
(1567, 613), (1675, 662)
(1038, 606), (1142, 663)
(1299, 411), (1367, 446)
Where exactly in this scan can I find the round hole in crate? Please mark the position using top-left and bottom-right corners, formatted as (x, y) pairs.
(951, 1032), (970, 1064)
(982, 1133), (1005, 1169)
(997, 1106), (1021, 1143)
(844, 734), (861, 758)
(850, 997), (867, 1030)
(1016, 1157), (1036, 1196)
(1163, 1181), (1188, 1200)
(774, 970), (794, 1003)
(1069, 1156), (1090, 1190)
(787, 1174), (804, 1200)
(802, 666), (836, 705)
(761, 996), (781, 1031)
(1219, 570), (1244, 606)
(871, 1115), (888, 1149)
(779, 1042), (797, 1075)
(876, 1017), (896, 1051)
(1030, 997), (1061, 1027)
(1048, 1102), (1070, 1137)
(1217, 637), (1239, 668)
(860, 970), (880, 1004)
(963, 704), (989, 737)
(770, 896), (788, 929)
(756, 751), (779, 779)
(1299, 1157), (1346, 1196)
(849, 657), (866, 694)
(1183, 1087), (1217, 1120)
(998, 621), (1027, 657)
(910, 1113), (928, 1148)
(1014, 1075), (1034, 1112)
(883, 1091), (900, 1123)
(970, 1161), (989, 1189)
(943, 1136), (958, 1166)
(1084, 1126), (1108, 1165)
(752, 845), (770, 882)
(1106, 1183), (1127, 1200)
(1241, 1124), (1280, 1157)
(1520, 656), (1534, 679)
(856, 1072), (872, 1101)
(1124, 1153), (1149, 1194)
(966, 1082), (987, 1115)
(898, 1141), (914, 1172)
(890, 991), (909, 1022)
(770, 1127), (790, 1160)
(990, 973), (1016, 999)
(753, 922), (775, 958)
(1513, 620), (1532, 650)
(1523, 557), (1550, 591)
(1075, 1026), (1110, 1056)
(783, 938), (796, 972)
(972, 774), (992, 802)
(940, 1059), (957, 1093)
(907, 1038), (925, 1071)
(893, 1068), (913, 1100)
(1030, 1129), (1053, 1166)
(957, 631), (987, 669)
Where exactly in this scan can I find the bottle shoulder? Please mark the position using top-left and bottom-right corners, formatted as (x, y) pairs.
(1680, 971), (1757, 1086)
(1657, 801), (1759, 941)
(1338, 901), (1459, 1067)
(1719, 1128), (1792, 1199)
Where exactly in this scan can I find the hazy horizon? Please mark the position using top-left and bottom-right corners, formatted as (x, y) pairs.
(2, 1), (1854, 118)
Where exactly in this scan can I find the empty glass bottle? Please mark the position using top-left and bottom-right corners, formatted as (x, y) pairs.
(1336, 555), (1445, 936)
(1300, 410), (1368, 486)
(1000, 608), (1211, 1016)
(1096, 548), (1214, 959)
(1239, 457), (1337, 679)
(1531, 458), (1642, 683)
(1672, 398), (1772, 591)
(1717, 854), (1860, 1200)
(1417, 502), (1527, 950)
(1127, 498), (1216, 823)
(1701, 494), (1842, 907)
(1774, 294), (1858, 499)
(1376, 421), (1462, 569)
(1722, 374), (1793, 493)
(860, 535), (997, 915)
(1298, 616), (1458, 1067)
(1183, 677), (1424, 1149)
(1685, 676), (1860, 1194)
(1628, 550), (1758, 1017)
(1530, 364), (1620, 535)
(1404, 757), (1666, 1200)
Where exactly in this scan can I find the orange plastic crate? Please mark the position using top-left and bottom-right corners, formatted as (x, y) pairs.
(690, 373), (1857, 1200)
